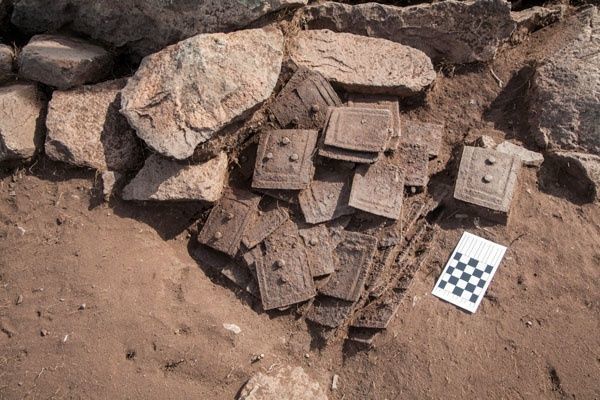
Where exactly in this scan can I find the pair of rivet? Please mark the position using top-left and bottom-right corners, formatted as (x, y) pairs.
(281, 137), (291, 145)
(483, 174), (494, 183)
(290, 153), (299, 162)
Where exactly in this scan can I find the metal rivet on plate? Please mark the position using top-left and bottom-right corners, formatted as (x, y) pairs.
(276, 259), (286, 268)
(290, 153), (299, 162)
(483, 174), (493, 183)
(281, 137), (291, 145)
(265, 152), (274, 160)
(361, 119), (366, 125)
(309, 238), (319, 246)
(486, 157), (496, 165)
(311, 104), (320, 113)
(225, 212), (234, 220)
(214, 231), (223, 240)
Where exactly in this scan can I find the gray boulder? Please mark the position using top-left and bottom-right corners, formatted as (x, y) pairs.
(0, 44), (14, 81)
(297, 0), (515, 64)
(45, 79), (142, 171)
(549, 151), (600, 202)
(529, 7), (600, 155)
(289, 30), (435, 96)
(0, 83), (46, 163)
(11, 0), (307, 58)
(122, 152), (228, 202)
(18, 34), (113, 89)
(238, 366), (327, 400)
(121, 28), (284, 160)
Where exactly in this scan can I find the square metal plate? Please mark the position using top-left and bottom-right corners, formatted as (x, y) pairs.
(324, 107), (392, 152)
(402, 120), (443, 159)
(348, 94), (401, 151)
(241, 205), (289, 249)
(298, 167), (356, 224)
(306, 296), (355, 328)
(393, 142), (429, 187)
(454, 146), (521, 213)
(349, 161), (405, 220)
(269, 68), (342, 129)
(252, 129), (318, 190)
(299, 224), (336, 277)
(254, 221), (316, 310)
(197, 189), (261, 257)
(319, 231), (378, 302)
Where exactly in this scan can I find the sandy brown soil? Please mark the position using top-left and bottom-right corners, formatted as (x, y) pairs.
(1, 16), (600, 400)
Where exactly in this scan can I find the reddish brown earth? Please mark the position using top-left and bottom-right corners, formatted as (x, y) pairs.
(1, 16), (599, 400)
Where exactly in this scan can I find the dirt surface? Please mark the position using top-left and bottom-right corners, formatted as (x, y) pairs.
(1, 16), (600, 400)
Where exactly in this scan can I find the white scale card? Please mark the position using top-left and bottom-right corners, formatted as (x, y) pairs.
(432, 232), (507, 313)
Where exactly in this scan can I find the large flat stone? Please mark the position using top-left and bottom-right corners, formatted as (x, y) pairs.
(529, 7), (600, 156)
(122, 152), (228, 202)
(18, 34), (113, 89)
(11, 0), (307, 58)
(297, 0), (515, 64)
(121, 28), (284, 160)
(46, 79), (143, 171)
(0, 83), (46, 163)
(289, 30), (435, 96)
(238, 366), (327, 400)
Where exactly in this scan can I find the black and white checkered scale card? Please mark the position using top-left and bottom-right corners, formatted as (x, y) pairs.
(432, 232), (507, 313)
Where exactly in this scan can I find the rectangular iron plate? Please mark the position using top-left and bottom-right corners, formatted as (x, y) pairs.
(299, 224), (336, 277)
(319, 231), (378, 302)
(306, 296), (355, 328)
(394, 142), (429, 187)
(402, 120), (443, 158)
(197, 189), (261, 257)
(454, 146), (521, 213)
(324, 107), (391, 152)
(349, 161), (405, 220)
(298, 167), (356, 224)
(255, 221), (316, 310)
(348, 94), (401, 151)
(252, 129), (318, 190)
(242, 206), (289, 249)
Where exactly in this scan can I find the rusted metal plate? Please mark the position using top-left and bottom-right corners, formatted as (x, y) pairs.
(393, 142), (429, 187)
(255, 221), (316, 310)
(349, 161), (405, 220)
(348, 94), (401, 151)
(306, 296), (355, 328)
(197, 189), (261, 257)
(347, 328), (379, 345)
(191, 244), (258, 297)
(269, 68), (342, 129)
(299, 224), (336, 277)
(324, 107), (391, 152)
(454, 146), (520, 214)
(242, 205), (289, 249)
(319, 231), (378, 302)
(402, 120), (443, 159)
(318, 143), (380, 164)
(298, 166), (356, 224)
(352, 226), (434, 329)
(252, 129), (318, 190)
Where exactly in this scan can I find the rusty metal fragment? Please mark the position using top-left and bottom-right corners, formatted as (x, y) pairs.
(347, 327), (379, 345)
(242, 205), (289, 249)
(269, 67), (342, 129)
(324, 107), (391, 152)
(306, 296), (355, 328)
(318, 143), (380, 164)
(393, 142), (429, 187)
(319, 231), (378, 302)
(349, 161), (405, 219)
(298, 166), (356, 224)
(197, 189), (261, 257)
(402, 120), (443, 159)
(299, 224), (336, 277)
(454, 146), (521, 217)
(255, 221), (316, 310)
(348, 94), (401, 150)
(255, 188), (299, 204)
(252, 129), (318, 190)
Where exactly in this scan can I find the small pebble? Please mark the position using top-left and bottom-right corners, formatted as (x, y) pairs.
(525, 320), (533, 327)
(78, 303), (86, 311)
(40, 329), (48, 337)
(332, 374), (340, 391)
(16, 294), (23, 305)
(251, 353), (264, 363)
